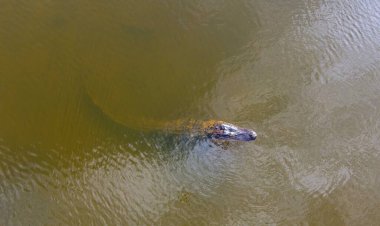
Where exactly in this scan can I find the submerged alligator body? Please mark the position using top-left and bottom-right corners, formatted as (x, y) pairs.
(160, 119), (257, 142)
(85, 90), (256, 142)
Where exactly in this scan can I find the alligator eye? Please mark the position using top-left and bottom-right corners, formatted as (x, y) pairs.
(216, 125), (225, 130)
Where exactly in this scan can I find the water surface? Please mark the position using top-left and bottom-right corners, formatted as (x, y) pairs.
(1, 0), (380, 225)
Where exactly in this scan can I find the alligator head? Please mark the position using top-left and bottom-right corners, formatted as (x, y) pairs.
(205, 121), (257, 141)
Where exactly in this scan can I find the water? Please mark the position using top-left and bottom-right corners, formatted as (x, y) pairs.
(1, 0), (380, 225)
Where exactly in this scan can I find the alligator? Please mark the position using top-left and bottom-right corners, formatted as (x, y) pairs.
(158, 119), (257, 142)
(84, 91), (257, 142)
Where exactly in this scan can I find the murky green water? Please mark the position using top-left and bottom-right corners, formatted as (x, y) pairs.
(1, 0), (380, 225)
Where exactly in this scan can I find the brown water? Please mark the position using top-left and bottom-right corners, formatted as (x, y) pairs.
(1, 0), (380, 225)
